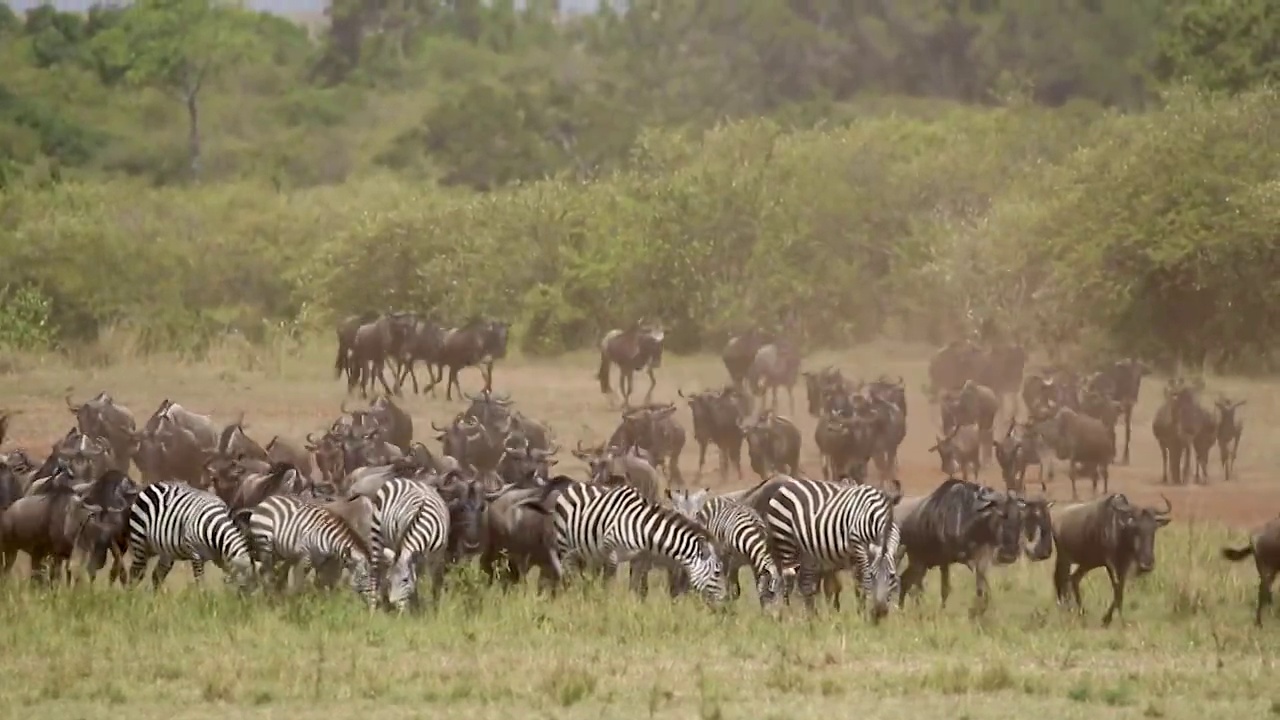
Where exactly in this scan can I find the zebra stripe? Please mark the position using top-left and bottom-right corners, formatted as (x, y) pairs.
(242, 495), (375, 602)
(695, 495), (784, 607)
(127, 482), (255, 590)
(760, 476), (900, 617)
(371, 477), (451, 611)
(551, 479), (726, 603)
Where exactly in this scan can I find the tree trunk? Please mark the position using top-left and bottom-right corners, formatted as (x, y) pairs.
(186, 91), (202, 179)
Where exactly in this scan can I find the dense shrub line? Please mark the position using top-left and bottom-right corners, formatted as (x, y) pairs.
(1, 87), (1274, 370)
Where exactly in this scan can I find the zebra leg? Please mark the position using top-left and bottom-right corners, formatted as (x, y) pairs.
(153, 555), (177, 588)
(127, 549), (151, 586)
(796, 565), (822, 614)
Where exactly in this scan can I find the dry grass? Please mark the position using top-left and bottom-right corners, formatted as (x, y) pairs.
(1, 336), (1279, 719)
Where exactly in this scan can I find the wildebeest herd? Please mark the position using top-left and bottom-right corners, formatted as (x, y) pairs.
(0, 320), (1274, 630)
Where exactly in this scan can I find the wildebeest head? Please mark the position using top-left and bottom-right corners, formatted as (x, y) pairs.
(305, 430), (344, 489)
(56, 427), (113, 483)
(484, 319), (510, 360)
(1008, 496), (1054, 562)
(218, 416), (268, 462)
(462, 390), (513, 430)
(615, 403), (678, 452)
(66, 392), (138, 453)
(928, 425), (966, 476)
(866, 376), (906, 413)
(637, 320), (665, 368)
(438, 471), (488, 556)
(498, 433), (558, 485)
(801, 366), (847, 417)
(1214, 396), (1246, 428)
(993, 419), (1028, 490)
(1112, 494), (1172, 575)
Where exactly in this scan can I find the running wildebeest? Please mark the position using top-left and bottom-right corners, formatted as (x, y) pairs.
(65, 392), (137, 474)
(346, 313), (413, 398)
(394, 314), (447, 396)
(1084, 359), (1150, 465)
(434, 318), (510, 401)
(1214, 396), (1245, 482)
(333, 312), (379, 383)
(747, 340), (802, 413)
(722, 328), (774, 391)
(1222, 516), (1280, 626)
(597, 320), (666, 407)
(1169, 380), (1216, 485)
(679, 387), (746, 481)
(1050, 493), (1171, 627)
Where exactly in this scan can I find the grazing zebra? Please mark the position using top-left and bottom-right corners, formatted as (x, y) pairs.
(236, 495), (378, 602)
(751, 476), (901, 620)
(126, 481), (256, 591)
(535, 476), (727, 604)
(666, 488), (785, 608)
(370, 477), (451, 611)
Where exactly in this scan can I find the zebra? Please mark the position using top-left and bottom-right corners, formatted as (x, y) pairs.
(370, 476), (451, 611)
(126, 481), (256, 591)
(666, 488), (786, 608)
(534, 476), (727, 604)
(235, 495), (378, 602)
(751, 475), (901, 620)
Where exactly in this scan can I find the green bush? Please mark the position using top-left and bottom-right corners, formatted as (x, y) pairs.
(2, 86), (1276, 369)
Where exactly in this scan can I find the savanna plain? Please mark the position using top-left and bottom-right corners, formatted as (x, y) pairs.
(0, 339), (1277, 720)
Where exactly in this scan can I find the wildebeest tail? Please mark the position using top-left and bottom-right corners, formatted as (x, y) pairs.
(1222, 545), (1254, 562)
(334, 334), (349, 379)
(597, 352), (612, 394)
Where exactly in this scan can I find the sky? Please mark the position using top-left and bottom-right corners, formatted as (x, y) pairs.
(4, 0), (604, 16)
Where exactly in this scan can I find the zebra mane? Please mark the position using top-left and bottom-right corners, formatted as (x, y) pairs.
(649, 496), (717, 544)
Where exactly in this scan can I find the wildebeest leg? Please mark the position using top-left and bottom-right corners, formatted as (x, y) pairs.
(1101, 563), (1125, 627)
(787, 385), (795, 415)
(898, 558), (928, 607)
(1100, 463), (1109, 495)
(939, 565), (955, 609)
(695, 440), (708, 480)
(726, 556), (744, 600)
(1067, 459), (1079, 500)
(1052, 555), (1073, 608)
(446, 365), (462, 401)
(619, 369), (632, 408)
(1067, 565), (1089, 613)
(1159, 442), (1169, 484)
(822, 571), (842, 611)
(645, 366), (657, 404)
(1121, 405), (1133, 465)
(1255, 564), (1275, 626)
(373, 357), (395, 396)
(969, 553), (992, 617)
(482, 359), (495, 393)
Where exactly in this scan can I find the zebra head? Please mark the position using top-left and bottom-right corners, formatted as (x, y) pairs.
(223, 551), (258, 594)
(860, 519), (901, 622)
(384, 550), (419, 612)
(686, 538), (727, 606)
(756, 563), (787, 611)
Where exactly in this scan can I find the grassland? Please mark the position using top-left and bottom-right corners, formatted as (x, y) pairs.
(1, 337), (1278, 719)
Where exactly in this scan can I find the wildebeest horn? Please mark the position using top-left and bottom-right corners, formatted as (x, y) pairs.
(306, 432), (321, 445)
(65, 394), (82, 412)
(431, 421), (448, 432)
(1155, 494), (1172, 517)
(575, 439), (587, 454)
(678, 388), (688, 398)
(462, 391), (476, 401)
(546, 442), (561, 455)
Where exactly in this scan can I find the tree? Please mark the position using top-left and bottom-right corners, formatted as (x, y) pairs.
(92, 0), (259, 178)
(1154, 0), (1280, 93)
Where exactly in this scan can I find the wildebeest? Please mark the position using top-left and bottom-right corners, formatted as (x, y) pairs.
(71, 468), (139, 584)
(743, 410), (801, 480)
(217, 417), (269, 463)
(896, 479), (1051, 615)
(133, 400), (220, 486)
(346, 313), (413, 398)
(722, 328), (774, 391)
(746, 340), (802, 413)
(0, 476), (103, 583)
(333, 312), (379, 382)
(393, 314), (447, 396)
(479, 484), (559, 592)
(1084, 359), (1149, 465)
(572, 443), (664, 503)
(802, 366), (851, 418)
(814, 413), (875, 483)
(433, 317), (510, 402)
(1169, 380), (1216, 485)
(680, 387), (746, 481)
(264, 436), (314, 481)
(597, 320), (665, 407)
(1151, 379), (1187, 486)
(1050, 494), (1171, 627)
(992, 417), (1045, 495)
(65, 392), (138, 473)
(928, 424), (981, 482)
(606, 404), (685, 486)
(941, 380), (999, 462)
(928, 340), (1026, 414)
(369, 395), (414, 455)
(1214, 396), (1245, 482)
(1034, 405), (1114, 499)
(1221, 516), (1280, 625)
